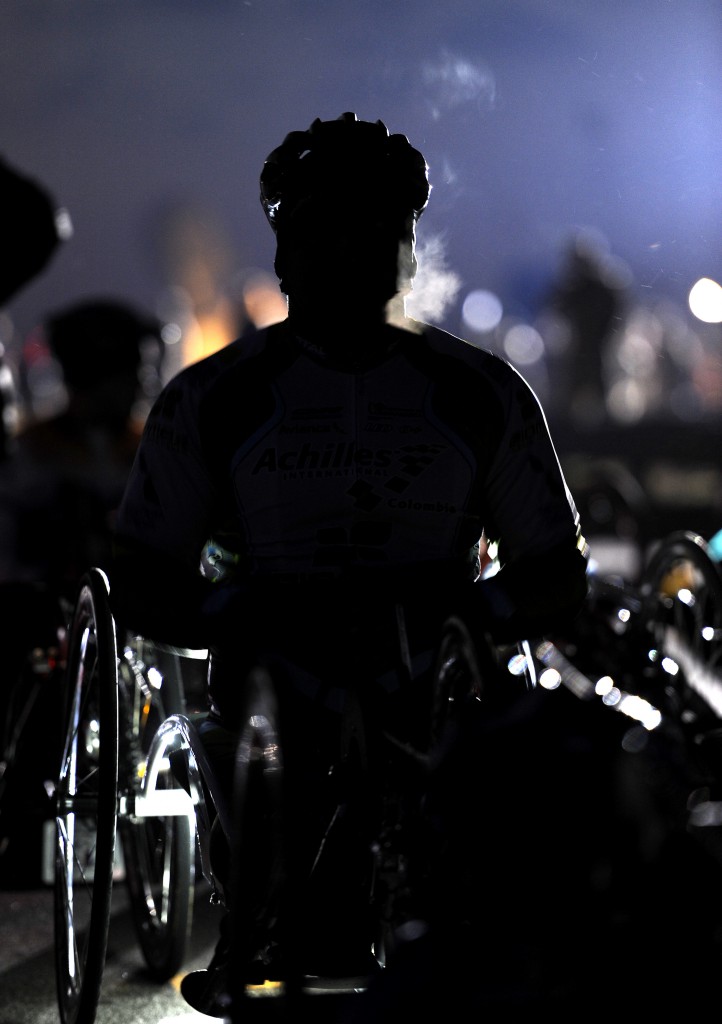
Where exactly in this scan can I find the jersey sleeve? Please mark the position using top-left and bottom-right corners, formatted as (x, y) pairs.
(480, 358), (582, 563)
(115, 369), (220, 572)
(110, 364), (229, 646)
(467, 354), (588, 641)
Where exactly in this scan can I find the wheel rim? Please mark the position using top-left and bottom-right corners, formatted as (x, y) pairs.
(54, 571), (118, 1024)
(118, 647), (194, 979)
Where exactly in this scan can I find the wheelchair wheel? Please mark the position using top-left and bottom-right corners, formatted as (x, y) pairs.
(54, 568), (119, 1024)
(427, 614), (533, 758)
(117, 638), (196, 980)
(228, 666), (288, 1014)
(429, 616), (485, 749)
(639, 530), (722, 732)
(402, 617), (538, 941)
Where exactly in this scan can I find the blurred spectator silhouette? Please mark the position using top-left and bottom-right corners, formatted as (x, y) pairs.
(0, 155), (67, 463)
(0, 155), (69, 886)
(0, 297), (163, 886)
(0, 298), (164, 592)
(541, 228), (630, 427)
(0, 155), (65, 310)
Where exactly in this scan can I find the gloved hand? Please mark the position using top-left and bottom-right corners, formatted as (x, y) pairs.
(458, 543), (589, 645)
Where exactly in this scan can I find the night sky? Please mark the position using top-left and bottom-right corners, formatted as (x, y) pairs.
(2, 0), (720, 347)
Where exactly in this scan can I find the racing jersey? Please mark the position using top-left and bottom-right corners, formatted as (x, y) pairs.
(116, 317), (581, 585)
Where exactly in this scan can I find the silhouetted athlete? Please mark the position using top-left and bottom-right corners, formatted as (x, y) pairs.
(111, 112), (588, 1015)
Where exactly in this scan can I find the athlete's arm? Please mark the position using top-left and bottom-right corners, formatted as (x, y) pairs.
(110, 367), (226, 646)
(467, 360), (588, 642)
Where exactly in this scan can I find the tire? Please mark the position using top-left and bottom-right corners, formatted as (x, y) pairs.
(117, 638), (195, 980)
(358, 618), (489, 974)
(411, 616), (535, 940)
(639, 530), (722, 734)
(54, 568), (119, 1024)
(227, 666), (287, 1014)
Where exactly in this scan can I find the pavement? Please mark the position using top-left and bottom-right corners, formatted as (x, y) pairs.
(0, 880), (222, 1024)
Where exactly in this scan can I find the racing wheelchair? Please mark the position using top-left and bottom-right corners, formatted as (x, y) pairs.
(221, 618), (531, 1015)
(53, 567), (205, 1024)
(540, 528), (722, 769)
(634, 529), (722, 838)
(511, 530), (722, 1013)
(532, 528), (722, 890)
(52, 566), (537, 1023)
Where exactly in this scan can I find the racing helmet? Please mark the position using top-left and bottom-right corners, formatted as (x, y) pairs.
(46, 298), (162, 393)
(259, 111), (431, 232)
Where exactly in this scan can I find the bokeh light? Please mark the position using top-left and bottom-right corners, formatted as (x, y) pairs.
(461, 289), (503, 334)
(688, 277), (722, 324)
(502, 323), (545, 367)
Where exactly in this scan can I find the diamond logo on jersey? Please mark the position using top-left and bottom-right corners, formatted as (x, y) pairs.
(342, 444), (448, 510)
(385, 444), (444, 493)
(346, 480), (383, 512)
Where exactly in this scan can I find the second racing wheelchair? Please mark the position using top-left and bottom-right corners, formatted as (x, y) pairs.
(53, 567), (204, 1024)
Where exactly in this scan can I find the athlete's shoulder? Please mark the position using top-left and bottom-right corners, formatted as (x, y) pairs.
(177, 324), (280, 382)
(161, 322), (290, 402)
(406, 319), (530, 390)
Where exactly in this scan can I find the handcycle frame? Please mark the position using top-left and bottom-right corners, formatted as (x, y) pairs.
(53, 566), (537, 1023)
(221, 618), (537, 1017)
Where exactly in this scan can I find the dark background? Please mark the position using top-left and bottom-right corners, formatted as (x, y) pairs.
(1, 7), (722, 1014)
(1, 0), (719, 338)
(1, 0), (721, 556)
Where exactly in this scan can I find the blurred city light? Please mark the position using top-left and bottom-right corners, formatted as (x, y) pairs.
(461, 289), (503, 334)
(688, 277), (722, 324)
(502, 323), (545, 367)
